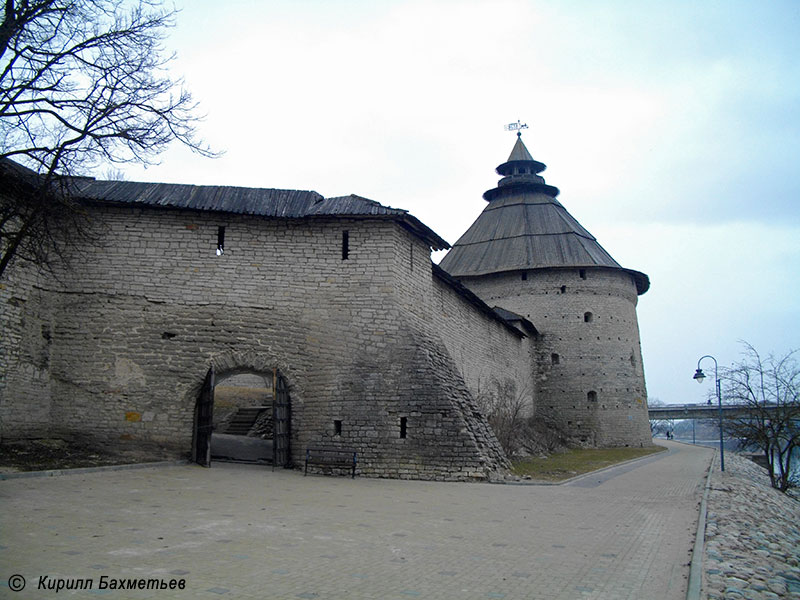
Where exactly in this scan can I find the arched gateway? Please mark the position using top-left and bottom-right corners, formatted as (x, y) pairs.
(192, 366), (291, 469)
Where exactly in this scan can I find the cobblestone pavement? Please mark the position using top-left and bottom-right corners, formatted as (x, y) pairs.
(704, 452), (800, 600)
(0, 441), (711, 599)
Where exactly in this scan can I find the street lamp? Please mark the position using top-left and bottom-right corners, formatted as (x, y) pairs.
(693, 355), (724, 472)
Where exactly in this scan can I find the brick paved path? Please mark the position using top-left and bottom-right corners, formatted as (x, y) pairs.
(0, 441), (712, 599)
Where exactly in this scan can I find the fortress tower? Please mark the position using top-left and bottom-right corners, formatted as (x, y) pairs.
(439, 134), (652, 447)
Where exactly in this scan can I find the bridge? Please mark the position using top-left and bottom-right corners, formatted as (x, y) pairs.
(648, 403), (783, 420)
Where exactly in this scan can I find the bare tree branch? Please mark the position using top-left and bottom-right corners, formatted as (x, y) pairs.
(722, 342), (800, 492)
(0, 0), (218, 278)
(475, 377), (568, 457)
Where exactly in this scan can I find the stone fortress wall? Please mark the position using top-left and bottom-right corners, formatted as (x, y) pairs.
(0, 258), (53, 440)
(0, 203), (526, 479)
(387, 229), (534, 405)
(1, 134), (655, 479)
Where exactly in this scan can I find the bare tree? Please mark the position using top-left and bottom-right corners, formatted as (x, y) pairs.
(475, 377), (528, 457)
(722, 342), (800, 492)
(475, 377), (568, 457)
(647, 397), (671, 437)
(519, 409), (569, 455)
(0, 0), (215, 278)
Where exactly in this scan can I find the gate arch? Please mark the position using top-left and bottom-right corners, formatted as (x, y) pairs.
(192, 350), (296, 468)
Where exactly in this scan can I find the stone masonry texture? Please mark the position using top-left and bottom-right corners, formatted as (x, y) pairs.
(460, 267), (652, 447)
(1, 183), (653, 479)
(1, 206), (514, 479)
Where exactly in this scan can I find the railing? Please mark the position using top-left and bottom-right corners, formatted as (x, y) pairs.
(648, 403), (783, 420)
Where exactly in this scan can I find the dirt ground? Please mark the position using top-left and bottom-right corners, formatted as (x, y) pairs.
(0, 438), (181, 474)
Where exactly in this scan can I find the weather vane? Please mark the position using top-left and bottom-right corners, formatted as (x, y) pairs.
(504, 120), (528, 137)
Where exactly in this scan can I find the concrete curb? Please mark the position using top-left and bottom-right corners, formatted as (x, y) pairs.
(686, 448), (716, 600)
(0, 459), (190, 480)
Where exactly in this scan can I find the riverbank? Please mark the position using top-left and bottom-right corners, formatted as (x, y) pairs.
(703, 452), (800, 599)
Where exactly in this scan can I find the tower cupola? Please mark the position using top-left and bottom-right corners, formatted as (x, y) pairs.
(484, 133), (559, 201)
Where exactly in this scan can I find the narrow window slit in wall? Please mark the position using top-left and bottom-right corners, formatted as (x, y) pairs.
(521, 271), (527, 281)
(584, 312), (593, 322)
(579, 269), (587, 279)
(588, 391), (598, 402)
(334, 420), (342, 436)
(216, 226), (225, 255)
(400, 417), (407, 439)
(560, 285), (566, 294)
(342, 230), (350, 260)
(551, 353), (560, 365)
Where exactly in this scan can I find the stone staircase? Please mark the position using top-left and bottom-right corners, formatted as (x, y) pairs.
(222, 407), (270, 435)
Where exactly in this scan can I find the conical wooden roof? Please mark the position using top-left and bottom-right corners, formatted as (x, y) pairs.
(439, 135), (649, 294)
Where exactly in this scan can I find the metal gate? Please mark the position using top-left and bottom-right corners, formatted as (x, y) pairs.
(194, 367), (215, 467)
(272, 368), (291, 469)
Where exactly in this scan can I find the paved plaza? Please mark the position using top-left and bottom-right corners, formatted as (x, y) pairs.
(0, 441), (713, 599)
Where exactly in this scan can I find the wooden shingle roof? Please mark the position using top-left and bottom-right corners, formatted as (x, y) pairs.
(439, 137), (649, 294)
(72, 179), (449, 250)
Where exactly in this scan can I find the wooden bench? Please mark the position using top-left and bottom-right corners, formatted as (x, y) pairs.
(304, 447), (358, 478)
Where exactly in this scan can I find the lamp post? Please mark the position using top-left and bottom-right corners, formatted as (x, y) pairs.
(693, 355), (724, 472)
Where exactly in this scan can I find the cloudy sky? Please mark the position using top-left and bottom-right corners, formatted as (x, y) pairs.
(121, 0), (800, 406)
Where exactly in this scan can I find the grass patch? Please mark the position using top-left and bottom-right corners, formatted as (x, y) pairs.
(512, 445), (667, 481)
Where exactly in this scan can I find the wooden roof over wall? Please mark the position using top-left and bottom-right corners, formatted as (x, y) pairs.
(71, 179), (450, 251)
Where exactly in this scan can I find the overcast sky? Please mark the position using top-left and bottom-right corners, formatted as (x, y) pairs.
(121, 0), (800, 406)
